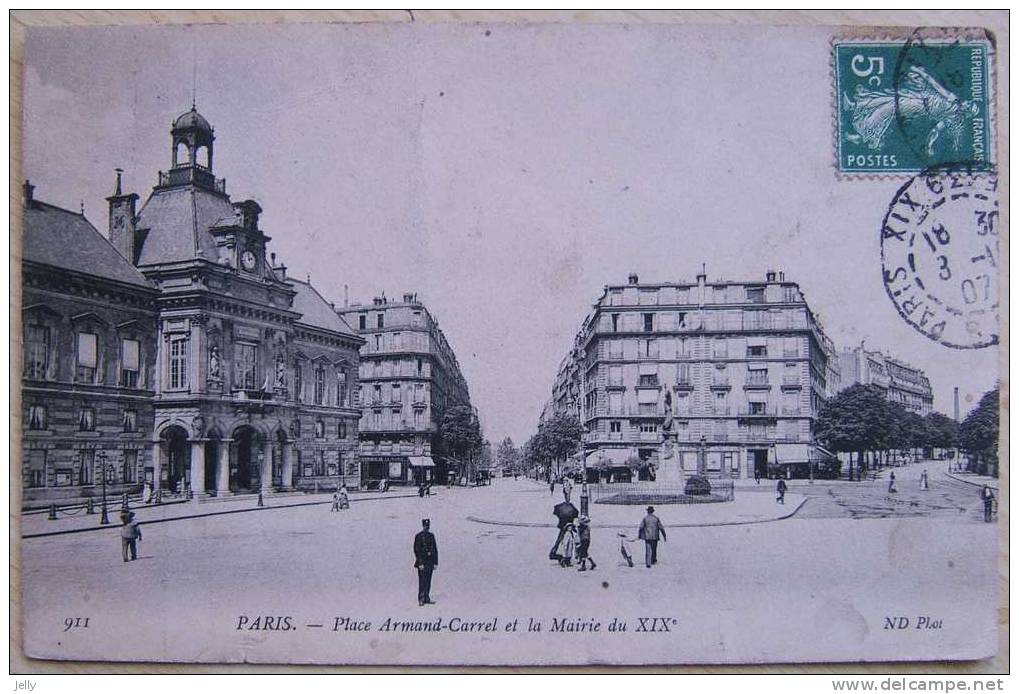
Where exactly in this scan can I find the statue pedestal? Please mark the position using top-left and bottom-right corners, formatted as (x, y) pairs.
(658, 434), (684, 485)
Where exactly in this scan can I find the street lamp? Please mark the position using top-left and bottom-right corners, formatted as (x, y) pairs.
(98, 450), (111, 525)
(576, 347), (590, 517)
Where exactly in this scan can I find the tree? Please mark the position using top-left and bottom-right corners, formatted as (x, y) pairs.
(924, 412), (960, 451)
(959, 388), (999, 477)
(540, 412), (585, 478)
(439, 405), (483, 478)
(815, 384), (900, 476)
(495, 437), (520, 474)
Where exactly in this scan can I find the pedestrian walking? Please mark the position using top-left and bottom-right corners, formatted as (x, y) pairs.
(549, 499), (579, 561)
(330, 489), (341, 511)
(143, 480), (154, 504)
(888, 471), (897, 493)
(120, 511), (142, 562)
(637, 506), (667, 569)
(919, 469), (929, 491)
(338, 484), (350, 509)
(982, 486), (996, 523)
(549, 478), (556, 496)
(559, 523), (576, 568)
(563, 477), (573, 502)
(413, 518), (438, 606)
(753, 466), (761, 485)
(576, 516), (596, 572)
(776, 479), (787, 505)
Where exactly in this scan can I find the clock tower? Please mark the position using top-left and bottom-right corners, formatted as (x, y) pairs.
(106, 168), (140, 263)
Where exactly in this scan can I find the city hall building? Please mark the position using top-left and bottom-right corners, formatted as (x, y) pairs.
(19, 107), (364, 503)
(548, 270), (840, 481)
(338, 294), (473, 486)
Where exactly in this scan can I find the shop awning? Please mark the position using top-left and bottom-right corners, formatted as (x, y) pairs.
(590, 448), (637, 467)
(408, 456), (435, 468)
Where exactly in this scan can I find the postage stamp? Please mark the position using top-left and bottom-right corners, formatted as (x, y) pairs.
(880, 164), (999, 349)
(834, 33), (995, 174)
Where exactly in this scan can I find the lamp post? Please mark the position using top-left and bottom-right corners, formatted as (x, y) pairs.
(98, 450), (111, 525)
(576, 347), (590, 517)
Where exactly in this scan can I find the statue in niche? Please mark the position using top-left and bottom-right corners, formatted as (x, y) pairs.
(209, 344), (222, 380)
(275, 352), (286, 390)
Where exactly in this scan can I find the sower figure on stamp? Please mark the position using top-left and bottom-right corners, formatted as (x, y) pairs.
(413, 518), (438, 606)
(120, 511), (142, 562)
(638, 506), (666, 569)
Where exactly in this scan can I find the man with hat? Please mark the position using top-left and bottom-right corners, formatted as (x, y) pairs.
(119, 510), (142, 562)
(637, 506), (667, 569)
(413, 518), (439, 606)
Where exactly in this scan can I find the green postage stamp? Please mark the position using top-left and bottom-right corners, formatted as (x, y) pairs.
(834, 33), (995, 174)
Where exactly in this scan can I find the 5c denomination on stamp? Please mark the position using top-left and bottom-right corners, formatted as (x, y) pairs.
(834, 31), (994, 174)
(881, 165), (999, 349)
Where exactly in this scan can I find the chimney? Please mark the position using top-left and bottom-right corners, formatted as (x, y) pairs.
(954, 387), (960, 422)
(403, 292), (416, 303)
(23, 180), (35, 207)
(766, 270), (777, 282)
(344, 284), (349, 308)
(696, 262), (707, 306)
(106, 169), (140, 264)
(628, 273), (639, 285)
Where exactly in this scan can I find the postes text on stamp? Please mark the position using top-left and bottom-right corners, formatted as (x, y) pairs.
(881, 165), (999, 349)
(834, 35), (993, 174)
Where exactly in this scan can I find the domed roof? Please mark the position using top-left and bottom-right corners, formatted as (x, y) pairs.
(172, 106), (213, 133)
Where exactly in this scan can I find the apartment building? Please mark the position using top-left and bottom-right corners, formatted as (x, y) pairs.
(839, 342), (934, 415)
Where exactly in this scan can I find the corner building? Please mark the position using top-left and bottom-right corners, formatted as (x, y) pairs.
(338, 294), (472, 485)
(551, 270), (838, 480)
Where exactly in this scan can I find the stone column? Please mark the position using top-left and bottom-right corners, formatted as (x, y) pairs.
(216, 441), (231, 494)
(261, 438), (273, 492)
(282, 442), (294, 489)
(153, 442), (164, 504)
(189, 440), (206, 499)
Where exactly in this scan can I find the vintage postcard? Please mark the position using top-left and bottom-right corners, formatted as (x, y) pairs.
(13, 15), (1005, 667)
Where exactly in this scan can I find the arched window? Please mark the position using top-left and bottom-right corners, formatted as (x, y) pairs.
(293, 359), (304, 403)
(337, 369), (348, 407)
(314, 365), (326, 405)
(314, 418), (325, 439)
(24, 325), (50, 380)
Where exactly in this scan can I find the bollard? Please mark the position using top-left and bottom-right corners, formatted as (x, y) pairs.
(86, 497), (95, 515)
(257, 491), (264, 507)
(48, 503), (57, 521)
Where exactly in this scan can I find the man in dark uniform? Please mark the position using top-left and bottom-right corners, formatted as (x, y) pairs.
(413, 518), (439, 606)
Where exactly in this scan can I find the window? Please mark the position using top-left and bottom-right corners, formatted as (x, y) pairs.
(747, 368), (769, 386)
(121, 338), (140, 387)
(413, 409), (422, 428)
(611, 314), (619, 332)
(373, 409), (382, 428)
(293, 419), (302, 438)
(27, 449), (46, 488)
(639, 422), (658, 434)
(638, 374), (659, 387)
(315, 419), (325, 438)
(337, 370), (348, 406)
(638, 402), (656, 415)
(676, 363), (692, 385)
(79, 407), (96, 432)
(122, 450), (138, 483)
(749, 401), (767, 415)
(376, 313), (384, 329)
(314, 366), (326, 404)
(25, 325), (49, 379)
(76, 332), (98, 382)
(235, 343), (258, 391)
(78, 449), (95, 485)
(293, 360), (304, 402)
(316, 450), (326, 476)
(359, 314), (367, 330)
(338, 420), (348, 439)
(391, 332), (401, 349)
(374, 334), (381, 350)
(609, 365), (623, 387)
(642, 313), (654, 332)
(714, 391), (728, 413)
(373, 385), (382, 403)
(392, 382), (401, 403)
(416, 358), (423, 375)
(610, 421), (622, 433)
(413, 311), (422, 326)
(748, 344), (768, 357)
(746, 286), (765, 303)
(122, 409), (137, 433)
(414, 383), (424, 402)
(641, 339), (657, 358)
(609, 392), (623, 415)
(677, 312), (687, 329)
(713, 339), (728, 358)
(168, 335), (189, 390)
(28, 404), (47, 430)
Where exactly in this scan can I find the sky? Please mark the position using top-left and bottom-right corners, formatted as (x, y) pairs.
(21, 21), (1001, 445)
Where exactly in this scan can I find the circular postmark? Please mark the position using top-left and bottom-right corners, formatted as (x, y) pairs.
(880, 163), (999, 349)
(892, 28), (992, 171)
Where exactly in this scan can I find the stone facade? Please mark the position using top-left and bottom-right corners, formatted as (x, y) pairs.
(549, 270), (839, 481)
(338, 293), (472, 485)
(839, 342), (934, 415)
(19, 107), (364, 503)
(20, 183), (159, 505)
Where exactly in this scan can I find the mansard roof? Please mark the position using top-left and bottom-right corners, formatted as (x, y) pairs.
(133, 184), (237, 266)
(22, 198), (154, 289)
(289, 277), (361, 340)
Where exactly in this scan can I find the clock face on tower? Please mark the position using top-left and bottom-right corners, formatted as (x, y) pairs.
(240, 250), (257, 272)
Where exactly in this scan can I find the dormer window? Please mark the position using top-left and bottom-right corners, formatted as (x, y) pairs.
(76, 332), (98, 383)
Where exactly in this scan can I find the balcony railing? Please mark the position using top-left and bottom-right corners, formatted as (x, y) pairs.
(739, 406), (778, 417)
(744, 375), (771, 388)
(781, 375), (801, 387)
(710, 378), (731, 389)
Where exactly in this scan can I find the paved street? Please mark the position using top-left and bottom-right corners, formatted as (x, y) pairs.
(20, 466), (997, 665)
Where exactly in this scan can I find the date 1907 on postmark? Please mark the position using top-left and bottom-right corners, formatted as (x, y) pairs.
(834, 33), (994, 174)
(881, 165), (998, 349)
